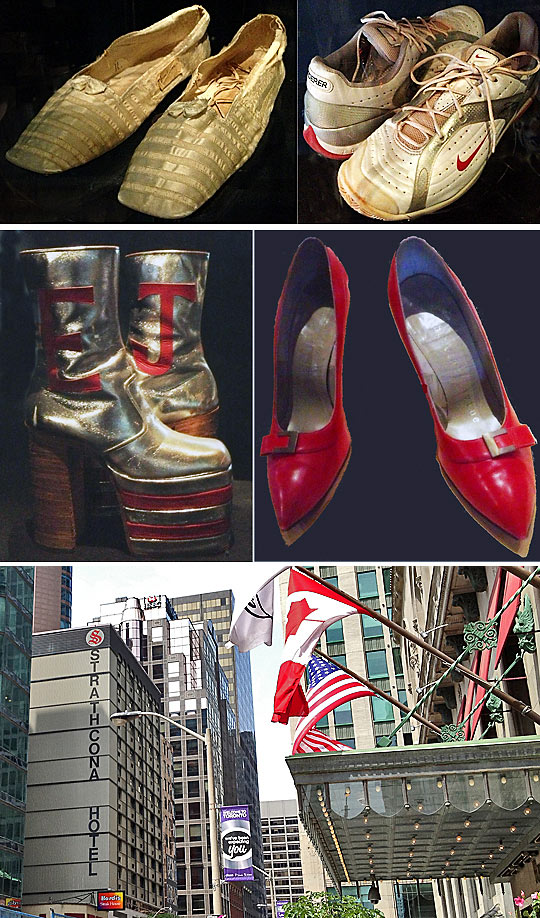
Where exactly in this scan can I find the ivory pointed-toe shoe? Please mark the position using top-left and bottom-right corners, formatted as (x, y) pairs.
(261, 238), (351, 546)
(118, 14), (286, 218)
(389, 237), (536, 555)
(338, 12), (540, 219)
(6, 7), (210, 173)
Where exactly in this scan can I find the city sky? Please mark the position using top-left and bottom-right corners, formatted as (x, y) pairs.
(71, 561), (296, 801)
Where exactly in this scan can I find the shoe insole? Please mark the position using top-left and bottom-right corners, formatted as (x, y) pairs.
(401, 275), (503, 440)
(288, 307), (336, 432)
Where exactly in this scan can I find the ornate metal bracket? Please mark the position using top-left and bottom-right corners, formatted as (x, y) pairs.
(486, 693), (504, 724)
(463, 620), (498, 652)
(440, 724), (466, 743)
(514, 595), (536, 655)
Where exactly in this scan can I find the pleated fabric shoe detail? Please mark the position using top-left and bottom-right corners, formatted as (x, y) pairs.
(6, 7), (211, 173)
(118, 14), (287, 218)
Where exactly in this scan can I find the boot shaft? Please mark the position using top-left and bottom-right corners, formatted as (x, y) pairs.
(22, 245), (123, 386)
(125, 249), (218, 423)
(21, 245), (142, 446)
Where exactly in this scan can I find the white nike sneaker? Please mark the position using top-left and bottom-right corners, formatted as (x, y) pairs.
(303, 6), (485, 159)
(337, 12), (540, 218)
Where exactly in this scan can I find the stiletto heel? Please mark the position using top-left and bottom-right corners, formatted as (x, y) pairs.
(261, 237), (351, 544)
(28, 430), (86, 550)
(22, 245), (233, 557)
(388, 236), (536, 556)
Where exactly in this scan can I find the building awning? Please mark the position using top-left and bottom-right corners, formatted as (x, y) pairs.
(287, 736), (540, 888)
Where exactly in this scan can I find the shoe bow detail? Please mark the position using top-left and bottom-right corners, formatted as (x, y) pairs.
(261, 423), (342, 456)
(440, 423), (536, 464)
(168, 97), (209, 119)
(71, 75), (108, 95)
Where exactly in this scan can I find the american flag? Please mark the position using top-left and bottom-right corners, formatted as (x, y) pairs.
(292, 655), (374, 754)
(294, 727), (352, 754)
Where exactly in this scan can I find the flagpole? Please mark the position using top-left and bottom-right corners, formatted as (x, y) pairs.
(503, 565), (540, 592)
(314, 648), (442, 737)
(296, 566), (540, 728)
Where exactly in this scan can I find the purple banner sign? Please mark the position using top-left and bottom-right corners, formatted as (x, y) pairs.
(220, 805), (254, 882)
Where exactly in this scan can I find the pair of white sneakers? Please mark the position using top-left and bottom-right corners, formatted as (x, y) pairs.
(304, 7), (540, 219)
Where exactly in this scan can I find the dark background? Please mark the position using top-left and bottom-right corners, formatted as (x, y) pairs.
(0, 229), (252, 560)
(0, 0), (296, 223)
(254, 229), (540, 562)
(298, 0), (540, 223)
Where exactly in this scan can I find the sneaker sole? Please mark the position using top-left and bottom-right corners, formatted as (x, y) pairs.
(338, 95), (534, 220)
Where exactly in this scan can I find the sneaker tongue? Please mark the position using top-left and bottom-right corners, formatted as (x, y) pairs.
(399, 46), (502, 150)
(361, 23), (400, 63)
(464, 46), (503, 67)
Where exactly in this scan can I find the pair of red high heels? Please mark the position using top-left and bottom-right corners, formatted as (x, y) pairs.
(261, 237), (536, 556)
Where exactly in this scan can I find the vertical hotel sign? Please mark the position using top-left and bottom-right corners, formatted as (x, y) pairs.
(86, 628), (105, 876)
(220, 805), (253, 881)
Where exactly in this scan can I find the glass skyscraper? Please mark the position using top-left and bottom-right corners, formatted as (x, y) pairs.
(0, 566), (34, 901)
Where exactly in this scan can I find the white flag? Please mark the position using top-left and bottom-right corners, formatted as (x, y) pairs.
(228, 570), (287, 652)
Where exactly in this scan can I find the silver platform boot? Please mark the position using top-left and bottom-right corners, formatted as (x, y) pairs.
(23, 245), (232, 556)
(125, 249), (219, 436)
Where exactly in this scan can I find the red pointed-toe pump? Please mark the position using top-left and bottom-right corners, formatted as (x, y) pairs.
(388, 236), (536, 556)
(260, 237), (351, 545)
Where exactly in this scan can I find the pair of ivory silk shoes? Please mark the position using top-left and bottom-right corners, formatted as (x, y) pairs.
(261, 238), (536, 556)
(6, 8), (286, 219)
(22, 245), (232, 557)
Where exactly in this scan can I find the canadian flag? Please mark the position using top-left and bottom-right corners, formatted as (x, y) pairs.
(272, 568), (373, 723)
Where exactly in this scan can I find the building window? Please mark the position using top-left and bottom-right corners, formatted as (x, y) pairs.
(189, 802), (201, 820)
(357, 570), (378, 599)
(362, 613), (383, 640)
(192, 895), (205, 912)
(371, 696), (395, 723)
(189, 824), (202, 841)
(392, 647), (404, 676)
(366, 650), (388, 679)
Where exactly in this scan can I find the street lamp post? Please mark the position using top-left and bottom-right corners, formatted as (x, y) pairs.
(252, 864), (276, 918)
(110, 710), (223, 915)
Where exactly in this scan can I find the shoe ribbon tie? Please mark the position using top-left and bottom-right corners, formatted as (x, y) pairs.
(398, 50), (540, 153)
(168, 65), (246, 120)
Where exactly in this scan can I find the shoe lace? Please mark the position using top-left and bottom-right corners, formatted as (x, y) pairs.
(397, 50), (540, 152)
(352, 10), (450, 82)
(199, 63), (248, 118)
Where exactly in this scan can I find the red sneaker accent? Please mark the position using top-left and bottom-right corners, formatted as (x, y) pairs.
(456, 134), (487, 171)
(303, 125), (352, 161)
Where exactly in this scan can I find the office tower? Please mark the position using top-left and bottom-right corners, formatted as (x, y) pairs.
(32, 566), (72, 632)
(261, 800), (304, 906)
(23, 624), (164, 916)
(0, 566), (34, 905)
(169, 590), (266, 918)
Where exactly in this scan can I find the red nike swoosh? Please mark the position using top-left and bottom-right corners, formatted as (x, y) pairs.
(457, 135), (488, 171)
